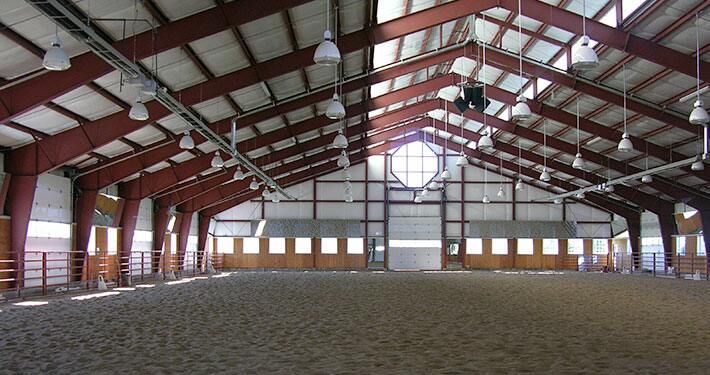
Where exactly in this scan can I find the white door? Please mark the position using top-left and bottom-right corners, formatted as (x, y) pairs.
(388, 217), (441, 270)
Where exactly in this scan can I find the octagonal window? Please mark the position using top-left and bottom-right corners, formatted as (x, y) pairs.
(390, 141), (439, 188)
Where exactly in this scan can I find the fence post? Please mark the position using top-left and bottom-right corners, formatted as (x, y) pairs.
(42, 252), (47, 296)
(652, 253), (656, 277)
(141, 252), (145, 281)
(691, 252), (695, 275)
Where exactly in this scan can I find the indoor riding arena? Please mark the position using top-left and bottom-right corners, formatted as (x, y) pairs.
(0, 0), (709, 373)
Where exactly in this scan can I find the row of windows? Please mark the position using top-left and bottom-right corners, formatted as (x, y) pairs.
(216, 237), (364, 255)
(465, 238), (609, 256)
(673, 236), (706, 257)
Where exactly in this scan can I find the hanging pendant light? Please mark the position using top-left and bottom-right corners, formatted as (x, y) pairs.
(572, 98), (586, 169)
(271, 194), (280, 203)
(511, 0), (532, 122)
(428, 180), (439, 191)
(575, 192), (586, 199)
(344, 180), (352, 190)
(313, 2), (341, 65)
(337, 151), (350, 168)
(441, 168), (452, 180)
(441, 102), (452, 181)
(332, 128), (348, 149)
(477, 129), (494, 150)
(43, 27), (71, 71)
(497, 156), (505, 198)
(539, 167), (551, 182)
(341, 168), (351, 181)
(497, 186), (505, 198)
(482, 194), (491, 204)
(233, 165), (245, 180)
(414, 194), (423, 204)
(553, 198), (563, 205)
(456, 152), (468, 167)
(515, 139), (524, 191)
(129, 96), (149, 121)
(690, 15), (709, 125)
(692, 159), (705, 171)
(326, 93), (346, 120)
(618, 64), (634, 152)
(641, 144), (652, 183)
(482, 163), (490, 203)
(421, 188), (429, 197)
(179, 131), (195, 150)
(249, 177), (259, 190)
(515, 179), (524, 191)
(605, 184), (615, 193)
(210, 151), (224, 168)
(261, 188), (271, 198)
(572, 0), (599, 71)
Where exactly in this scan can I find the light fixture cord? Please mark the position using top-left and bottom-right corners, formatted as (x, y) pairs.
(623, 63), (627, 134)
(518, 0), (524, 95)
(326, 0), (330, 33)
(518, 138), (521, 175)
(697, 13), (701, 101)
(444, 100), (449, 162)
(543, 119), (547, 168)
(582, 0), (587, 36)
(482, 14), (488, 134)
(576, 97), (580, 154)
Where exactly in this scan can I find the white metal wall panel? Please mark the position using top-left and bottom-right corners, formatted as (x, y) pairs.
(213, 221), (251, 237)
(641, 212), (661, 237)
(389, 204), (440, 217)
(31, 173), (71, 223)
(388, 246), (441, 270)
(367, 155), (386, 180)
(368, 222), (385, 237)
(264, 201), (312, 219)
(217, 201), (262, 221)
(465, 204), (512, 221)
(566, 203), (611, 222)
(317, 203), (365, 220)
(189, 212), (199, 235)
(576, 223), (611, 238)
(367, 203), (385, 220)
(135, 198), (153, 231)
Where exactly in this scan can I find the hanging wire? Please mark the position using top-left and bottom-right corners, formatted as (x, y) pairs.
(543, 119), (547, 169)
(582, 0), (587, 36)
(482, 14), (488, 136)
(576, 97), (581, 154)
(623, 63), (627, 134)
(697, 13), (701, 101)
(517, 0), (524, 95)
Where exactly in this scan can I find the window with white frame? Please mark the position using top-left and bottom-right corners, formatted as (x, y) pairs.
(390, 141), (439, 188)
(269, 237), (286, 254)
(347, 238), (364, 254)
(242, 237), (260, 254)
(698, 236), (706, 256)
(675, 237), (686, 256)
(216, 237), (234, 254)
(295, 237), (312, 254)
(466, 238), (482, 255)
(567, 238), (584, 255)
(542, 239), (559, 255)
(321, 238), (338, 254)
(592, 239), (608, 255)
(491, 238), (508, 255)
(517, 238), (534, 255)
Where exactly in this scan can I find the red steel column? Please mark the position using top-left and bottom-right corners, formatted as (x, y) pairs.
(627, 215), (642, 270)
(75, 189), (98, 281)
(6, 175), (37, 289)
(177, 212), (193, 271)
(699, 210), (710, 277)
(197, 213), (210, 270)
(658, 214), (677, 269)
(119, 199), (141, 276)
(152, 205), (170, 273)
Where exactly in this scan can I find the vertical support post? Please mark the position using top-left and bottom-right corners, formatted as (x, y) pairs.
(6, 175), (38, 289)
(177, 212), (193, 271)
(42, 252), (47, 296)
(658, 213), (677, 272)
(626, 214), (642, 271)
(140, 251), (144, 281)
(364, 158), (369, 268)
(384, 155), (389, 270)
(119, 199), (141, 280)
(197, 213), (210, 270)
(152, 205), (170, 274)
(75, 189), (98, 282)
(698, 209), (710, 278)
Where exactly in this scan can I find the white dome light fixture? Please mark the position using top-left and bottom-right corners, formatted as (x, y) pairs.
(572, 99), (585, 170)
(572, 153), (586, 170)
(261, 188), (271, 198)
(482, 194), (491, 204)
(497, 186), (505, 198)
(692, 159), (705, 171)
(129, 96), (149, 121)
(540, 120), (551, 182)
(477, 129), (494, 150)
(456, 152), (468, 167)
(618, 65), (634, 153)
(210, 151), (224, 168)
(605, 184), (615, 193)
(575, 192), (586, 199)
(249, 177), (259, 190)
(641, 175), (653, 183)
(43, 32), (71, 71)
(179, 131), (194, 150)
(326, 93), (346, 120)
(512, 95), (532, 121)
(332, 128), (348, 149)
(313, 1), (341, 66)
(336, 151), (350, 168)
(553, 198), (563, 205)
(421, 188), (429, 197)
(539, 167), (551, 182)
(515, 179), (524, 191)
(414, 194), (423, 204)
(689, 13), (708, 125)
(571, 0), (599, 71)
(440, 168), (452, 181)
(428, 180), (439, 191)
(341, 168), (351, 181)
(233, 165), (245, 180)
(689, 100), (709, 125)
(271, 194), (280, 203)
